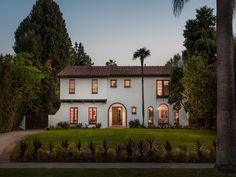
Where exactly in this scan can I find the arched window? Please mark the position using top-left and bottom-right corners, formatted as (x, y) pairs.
(147, 106), (154, 125)
(158, 104), (169, 125)
(174, 109), (179, 126)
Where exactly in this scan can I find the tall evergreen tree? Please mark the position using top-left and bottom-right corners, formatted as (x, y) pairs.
(13, 0), (72, 127)
(72, 42), (94, 66)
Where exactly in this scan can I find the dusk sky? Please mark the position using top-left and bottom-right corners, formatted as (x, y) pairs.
(0, 0), (220, 66)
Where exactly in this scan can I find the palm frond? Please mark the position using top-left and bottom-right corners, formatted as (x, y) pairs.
(173, 0), (189, 16)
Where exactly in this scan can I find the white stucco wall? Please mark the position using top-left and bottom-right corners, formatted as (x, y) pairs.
(48, 77), (188, 128)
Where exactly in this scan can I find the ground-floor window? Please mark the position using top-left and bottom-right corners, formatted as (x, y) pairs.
(131, 106), (137, 114)
(70, 107), (78, 124)
(158, 104), (168, 125)
(174, 110), (179, 126)
(88, 107), (97, 124)
(147, 106), (154, 125)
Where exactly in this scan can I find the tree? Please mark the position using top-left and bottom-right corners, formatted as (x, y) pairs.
(133, 48), (151, 126)
(71, 42), (94, 66)
(14, 0), (73, 127)
(173, 0), (236, 171)
(106, 59), (117, 66)
(165, 53), (181, 67)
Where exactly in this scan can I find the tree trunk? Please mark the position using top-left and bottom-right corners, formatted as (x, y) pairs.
(141, 59), (145, 126)
(216, 0), (236, 172)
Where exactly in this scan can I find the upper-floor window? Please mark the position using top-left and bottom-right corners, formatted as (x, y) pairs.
(92, 79), (98, 94)
(88, 107), (97, 125)
(110, 80), (117, 88)
(156, 80), (169, 97)
(124, 79), (131, 88)
(131, 106), (137, 114)
(70, 107), (78, 124)
(69, 79), (75, 94)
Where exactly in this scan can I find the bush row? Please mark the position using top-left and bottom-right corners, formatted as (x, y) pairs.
(12, 138), (216, 163)
(47, 122), (102, 130)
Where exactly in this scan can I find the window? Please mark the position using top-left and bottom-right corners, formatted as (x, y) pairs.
(131, 106), (137, 114)
(147, 106), (154, 125)
(110, 80), (117, 88)
(156, 80), (169, 97)
(69, 79), (75, 94)
(92, 79), (98, 94)
(124, 79), (131, 88)
(70, 107), (78, 124)
(88, 107), (97, 124)
(158, 104), (168, 125)
(174, 110), (179, 126)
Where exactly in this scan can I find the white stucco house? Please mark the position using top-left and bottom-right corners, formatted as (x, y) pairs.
(48, 66), (188, 128)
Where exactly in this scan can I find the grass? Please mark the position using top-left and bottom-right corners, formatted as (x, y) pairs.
(0, 169), (235, 177)
(18, 128), (215, 148)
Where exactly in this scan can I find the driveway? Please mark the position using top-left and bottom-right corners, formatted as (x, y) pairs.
(0, 130), (43, 163)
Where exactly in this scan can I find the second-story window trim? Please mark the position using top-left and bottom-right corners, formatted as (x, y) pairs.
(69, 79), (75, 94)
(110, 79), (117, 88)
(124, 79), (131, 88)
(92, 79), (98, 94)
(156, 80), (169, 98)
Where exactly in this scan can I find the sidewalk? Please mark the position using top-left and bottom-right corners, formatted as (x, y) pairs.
(0, 163), (215, 169)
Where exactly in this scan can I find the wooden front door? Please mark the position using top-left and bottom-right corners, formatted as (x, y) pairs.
(112, 107), (122, 125)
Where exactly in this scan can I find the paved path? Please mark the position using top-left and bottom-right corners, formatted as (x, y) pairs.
(0, 163), (215, 168)
(0, 130), (43, 163)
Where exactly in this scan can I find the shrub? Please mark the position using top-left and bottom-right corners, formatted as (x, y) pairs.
(134, 119), (141, 128)
(146, 136), (157, 161)
(57, 122), (70, 129)
(48, 142), (53, 153)
(136, 139), (146, 160)
(102, 139), (109, 160)
(76, 123), (83, 129)
(126, 138), (135, 160)
(88, 141), (96, 160)
(96, 123), (102, 128)
(115, 144), (123, 160)
(76, 139), (82, 153)
(32, 139), (42, 158)
(61, 139), (69, 150)
(194, 139), (203, 160)
(164, 140), (173, 154)
(19, 141), (27, 160)
(128, 120), (135, 128)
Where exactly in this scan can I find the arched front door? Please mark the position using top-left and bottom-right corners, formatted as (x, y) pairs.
(108, 103), (127, 127)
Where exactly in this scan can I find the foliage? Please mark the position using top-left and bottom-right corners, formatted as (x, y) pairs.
(126, 138), (135, 160)
(106, 59), (117, 66)
(136, 139), (146, 160)
(71, 42), (94, 66)
(57, 122), (70, 129)
(13, 0), (73, 128)
(165, 53), (181, 67)
(102, 139), (109, 160)
(0, 53), (43, 132)
(128, 119), (141, 128)
(164, 140), (173, 153)
(96, 123), (102, 128)
(61, 139), (69, 150)
(19, 141), (28, 160)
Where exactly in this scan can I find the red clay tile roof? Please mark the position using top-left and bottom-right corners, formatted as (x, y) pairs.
(58, 66), (173, 78)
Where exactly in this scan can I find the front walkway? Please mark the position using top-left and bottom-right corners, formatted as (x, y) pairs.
(0, 130), (44, 163)
(0, 163), (214, 168)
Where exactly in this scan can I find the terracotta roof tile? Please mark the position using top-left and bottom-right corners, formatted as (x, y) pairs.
(58, 66), (172, 78)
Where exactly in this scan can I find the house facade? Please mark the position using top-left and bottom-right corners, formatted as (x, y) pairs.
(48, 66), (188, 128)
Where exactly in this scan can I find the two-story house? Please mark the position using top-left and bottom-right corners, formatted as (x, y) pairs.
(48, 66), (188, 128)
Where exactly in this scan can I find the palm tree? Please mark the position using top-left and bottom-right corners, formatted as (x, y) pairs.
(133, 48), (151, 126)
(106, 59), (117, 66)
(173, 0), (236, 171)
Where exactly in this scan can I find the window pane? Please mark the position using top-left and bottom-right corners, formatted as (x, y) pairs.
(69, 79), (75, 94)
(131, 106), (137, 114)
(70, 107), (78, 124)
(89, 107), (97, 124)
(110, 80), (117, 88)
(157, 80), (162, 96)
(124, 79), (131, 88)
(164, 81), (169, 96)
(148, 107), (154, 125)
(92, 79), (98, 94)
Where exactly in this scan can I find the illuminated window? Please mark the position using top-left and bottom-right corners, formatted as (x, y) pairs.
(70, 107), (78, 124)
(174, 110), (179, 126)
(124, 79), (131, 88)
(158, 104), (168, 125)
(156, 80), (169, 97)
(110, 80), (117, 88)
(92, 79), (98, 94)
(69, 79), (75, 94)
(147, 106), (154, 125)
(131, 106), (137, 114)
(88, 107), (97, 124)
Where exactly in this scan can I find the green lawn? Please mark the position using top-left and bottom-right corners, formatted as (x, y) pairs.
(21, 129), (215, 148)
(0, 169), (235, 177)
